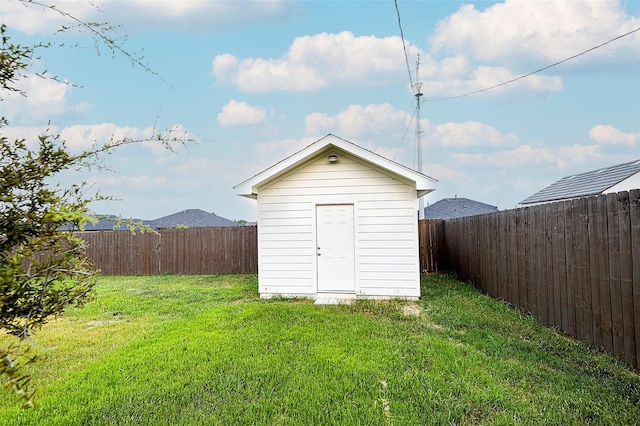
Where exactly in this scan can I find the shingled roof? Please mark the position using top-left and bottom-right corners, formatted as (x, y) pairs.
(424, 197), (498, 220)
(82, 215), (149, 231)
(65, 209), (238, 231)
(520, 159), (640, 205)
(149, 209), (238, 228)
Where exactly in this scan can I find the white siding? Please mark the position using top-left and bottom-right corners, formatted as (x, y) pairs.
(257, 148), (419, 299)
(605, 171), (640, 194)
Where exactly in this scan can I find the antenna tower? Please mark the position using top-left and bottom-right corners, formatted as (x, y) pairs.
(414, 54), (424, 218)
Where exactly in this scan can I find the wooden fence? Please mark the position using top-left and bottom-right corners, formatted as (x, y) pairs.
(78, 226), (258, 275)
(442, 190), (640, 370)
(74, 195), (638, 369)
(418, 219), (445, 273)
(83, 222), (446, 275)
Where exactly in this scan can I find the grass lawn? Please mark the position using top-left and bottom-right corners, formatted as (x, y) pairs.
(1, 274), (638, 425)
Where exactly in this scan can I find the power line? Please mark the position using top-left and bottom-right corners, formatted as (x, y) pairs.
(393, 108), (416, 161)
(423, 26), (640, 102)
(394, 0), (415, 93)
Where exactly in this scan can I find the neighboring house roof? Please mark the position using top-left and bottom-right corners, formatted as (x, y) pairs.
(65, 210), (238, 231)
(83, 216), (148, 231)
(234, 134), (437, 199)
(61, 215), (150, 231)
(149, 209), (238, 228)
(424, 197), (498, 220)
(520, 159), (640, 205)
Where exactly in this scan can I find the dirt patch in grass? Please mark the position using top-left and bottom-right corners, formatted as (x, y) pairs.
(86, 319), (125, 328)
(402, 303), (421, 317)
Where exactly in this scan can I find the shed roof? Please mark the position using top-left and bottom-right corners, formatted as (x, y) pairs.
(424, 197), (498, 220)
(520, 159), (640, 205)
(234, 134), (437, 199)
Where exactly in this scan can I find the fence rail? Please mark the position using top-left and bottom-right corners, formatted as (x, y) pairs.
(418, 219), (445, 273)
(442, 190), (640, 370)
(74, 192), (639, 369)
(78, 226), (258, 275)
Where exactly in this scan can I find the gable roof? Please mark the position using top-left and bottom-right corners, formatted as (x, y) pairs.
(83, 215), (150, 231)
(520, 159), (640, 205)
(59, 215), (151, 231)
(67, 210), (238, 231)
(149, 209), (238, 228)
(424, 197), (498, 220)
(234, 134), (437, 199)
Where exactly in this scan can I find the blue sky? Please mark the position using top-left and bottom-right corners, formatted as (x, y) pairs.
(3, 0), (640, 222)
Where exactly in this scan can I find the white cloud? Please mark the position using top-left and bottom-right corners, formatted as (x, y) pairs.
(589, 125), (640, 146)
(105, 0), (298, 32)
(0, 125), (58, 149)
(430, 0), (640, 70)
(88, 174), (172, 191)
(169, 158), (249, 187)
(2, 74), (90, 124)
(423, 64), (563, 99)
(1, 122), (189, 164)
(210, 10), (591, 99)
(424, 163), (456, 181)
(1, 0), (95, 34)
(374, 147), (403, 162)
(212, 31), (416, 92)
(452, 143), (601, 169)
(4, 0), (298, 34)
(60, 123), (153, 151)
(57, 122), (188, 161)
(217, 100), (267, 127)
(305, 103), (418, 139)
(256, 137), (317, 160)
(437, 54), (472, 78)
(430, 121), (519, 148)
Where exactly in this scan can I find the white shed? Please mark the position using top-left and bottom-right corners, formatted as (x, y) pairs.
(235, 134), (437, 302)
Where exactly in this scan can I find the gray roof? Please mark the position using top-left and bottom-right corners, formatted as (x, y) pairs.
(62, 215), (150, 231)
(83, 216), (142, 231)
(149, 209), (238, 228)
(64, 209), (238, 231)
(520, 159), (640, 205)
(424, 198), (498, 220)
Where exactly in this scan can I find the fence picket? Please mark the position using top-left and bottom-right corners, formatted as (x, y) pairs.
(72, 193), (638, 369)
(438, 191), (638, 370)
(607, 193), (626, 359)
(77, 226), (258, 275)
(629, 189), (640, 368)
(587, 196), (603, 349)
(617, 191), (636, 366)
(544, 202), (556, 326)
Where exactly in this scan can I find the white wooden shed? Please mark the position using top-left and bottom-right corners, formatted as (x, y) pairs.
(235, 134), (437, 302)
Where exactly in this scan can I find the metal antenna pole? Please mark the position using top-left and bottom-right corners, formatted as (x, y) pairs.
(414, 54), (424, 218)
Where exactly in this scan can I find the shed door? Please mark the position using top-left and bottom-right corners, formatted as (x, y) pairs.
(316, 205), (355, 293)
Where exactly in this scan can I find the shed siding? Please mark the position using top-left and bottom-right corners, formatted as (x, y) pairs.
(257, 149), (419, 298)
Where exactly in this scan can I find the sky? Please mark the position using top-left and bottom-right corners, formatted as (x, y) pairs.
(2, 0), (640, 222)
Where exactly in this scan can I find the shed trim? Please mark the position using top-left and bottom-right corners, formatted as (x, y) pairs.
(234, 134), (437, 199)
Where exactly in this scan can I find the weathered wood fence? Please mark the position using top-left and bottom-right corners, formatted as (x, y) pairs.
(442, 190), (640, 370)
(418, 219), (445, 273)
(79, 226), (258, 275)
(75, 193), (638, 369)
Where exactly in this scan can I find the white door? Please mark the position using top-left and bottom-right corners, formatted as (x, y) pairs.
(316, 204), (355, 293)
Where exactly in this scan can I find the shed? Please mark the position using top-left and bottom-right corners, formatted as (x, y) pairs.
(235, 134), (437, 302)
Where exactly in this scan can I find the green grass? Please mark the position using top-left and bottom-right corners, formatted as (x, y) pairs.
(1, 274), (638, 425)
